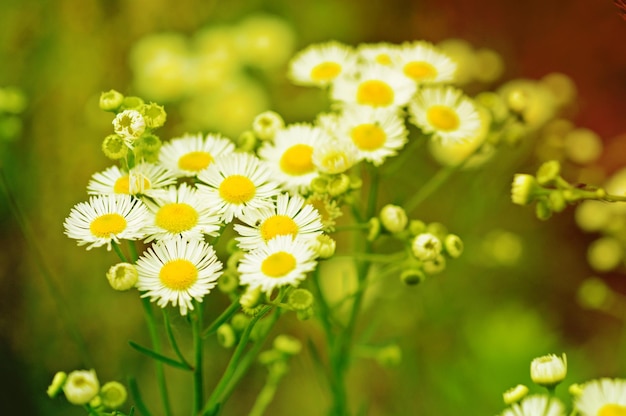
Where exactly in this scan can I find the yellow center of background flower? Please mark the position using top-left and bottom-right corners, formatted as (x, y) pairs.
(155, 203), (199, 233)
(351, 123), (386, 150)
(261, 251), (297, 277)
(310, 62), (341, 82)
(375, 54), (392, 65)
(404, 62), (437, 81)
(260, 215), (299, 241)
(178, 151), (213, 172)
(280, 144), (314, 175)
(159, 259), (198, 290)
(427, 105), (460, 131)
(90, 213), (127, 238)
(356, 80), (394, 107)
(219, 175), (256, 204)
(114, 174), (151, 194)
(599, 404), (626, 416)
(320, 151), (351, 174)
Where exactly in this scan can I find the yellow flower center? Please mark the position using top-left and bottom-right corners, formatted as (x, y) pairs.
(261, 251), (297, 278)
(375, 54), (392, 65)
(178, 151), (213, 172)
(599, 404), (626, 416)
(159, 259), (198, 290)
(219, 175), (256, 204)
(356, 80), (394, 107)
(90, 213), (127, 238)
(280, 144), (314, 175)
(351, 123), (387, 150)
(113, 174), (151, 194)
(426, 105), (460, 131)
(319, 151), (352, 174)
(260, 215), (299, 242)
(155, 203), (199, 233)
(403, 61), (437, 81)
(310, 62), (342, 82)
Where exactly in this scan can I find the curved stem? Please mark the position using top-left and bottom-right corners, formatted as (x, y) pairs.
(162, 309), (192, 370)
(202, 298), (241, 338)
(192, 302), (204, 416)
(403, 163), (462, 213)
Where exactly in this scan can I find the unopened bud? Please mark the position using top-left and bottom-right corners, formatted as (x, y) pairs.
(100, 381), (127, 409)
(379, 204), (408, 234)
(106, 262), (138, 291)
(99, 90), (124, 112)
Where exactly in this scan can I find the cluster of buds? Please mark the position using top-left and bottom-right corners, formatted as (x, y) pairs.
(47, 369), (128, 411)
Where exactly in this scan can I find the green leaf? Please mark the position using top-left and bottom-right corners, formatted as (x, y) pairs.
(128, 341), (193, 371)
(128, 377), (152, 416)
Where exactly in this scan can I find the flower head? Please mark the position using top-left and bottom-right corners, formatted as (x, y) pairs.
(396, 41), (457, 84)
(113, 110), (146, 145)
(63, 370), (100, 405)
(575, 378), (626, 416)
(530, 353), (567, 388)
(500, 395), (565, 416)
(159, 133), (236, 177)
(288, 41), (357, 86)
(87, 163), (177, 197)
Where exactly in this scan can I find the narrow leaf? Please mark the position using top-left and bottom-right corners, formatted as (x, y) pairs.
(129, 341), (193, 371)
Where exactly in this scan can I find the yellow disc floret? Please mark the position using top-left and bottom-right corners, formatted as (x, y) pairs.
(356, 80), (394, 107)
(310, 62), (342, 82)
(219, 175), (256, 204)
(279, 144), (314, 175)
(403, 62), (437, 81)
(155, 203), (199, 233)
(598, 404), (626, 416)
(351, 123), (387, 150)
(261, 251), (297, 278)
(159, 259), (198, 290)
(90, 214), (127, 238)
(260, 215), (299, 242)
(178, 151), (213, 172)
(113, 175), (151, 194)
(427, 105), (460, 131)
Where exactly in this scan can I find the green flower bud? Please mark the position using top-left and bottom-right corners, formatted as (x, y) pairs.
(375, 344), (402, 367)
(99, 89), (124, 112)
(136, 133), (162, 152)
(536, 160), (561, 186)
(311, 234), (336, 259)
(367, 217), (381, 242)
(100, 381), (127, 409)
(63, 369), (100, 405)
(89, 395), (103, 410)
(548, 190), (567, 213)
(47, 371), (67, 398)
(287, 288), (314, 311)
(120, 96), (144, 111)
(535, 199), (553, 220)
(296, 307), (314, 321)
(102, 134), (128, 160)
(226, 238), (240, 255)
(230, 313), (251, 333)
(258, 349), (283, 365)
(217, 271), (240, 294)
(530, 353), (567, 388)
(328, 174), (351, 197)
(411, 233), (442, 261)
(240, 286), (263, 311)
(503, 384), (529, 405)
(227, 250), (246, 271)
(106, 262), (138, 291)
(217, 324), (237, 348)
(252, 111), (284, 141)
(141, 103), (167, 129)
(310, 176), (329, 194)
(444, 234), (463, 258)
(400, 269), (426, 285)
(568, 383), (584, 397)
(425, 222), (448, 239)
(237, 130), (258, 152)
(408, 220), (426, 236)
(273, 334), (302, 356)
(379, 204), (408, 234)
(422, 255), (446, 275)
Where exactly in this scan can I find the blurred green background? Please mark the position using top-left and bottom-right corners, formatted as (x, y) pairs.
(2, 0), (626, 415)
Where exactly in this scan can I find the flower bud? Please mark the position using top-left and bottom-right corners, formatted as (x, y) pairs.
(99, 89), (124, 112)
(217, 271), (240, 294)
(136, 133), (162, 152)
(411, 233), (442, 261)
(252, 111), (284, 141)
(400, 269), (426, 285)
(328, 174), (351, 197)
(379, 204), (408, 234)
(375, 344), (402, 367)
(113, 110), (146, 143)
(422, 255), (446, 275)
(120, 96), (144, 111)
(310, 176), (329, 194)
(536, 160), (561, 186)
(296, 307), (314, 321)
(568, 383), (584, 396)
(367, 217), (381, 242)
(240, 286), (263, 310)
(530, 353), (567, 388)
(102, 134), (128, 160)
(106, 263), (138, 291)
(217, 324), (237, 348)
(230, 313), (251, 333)
(535, 199), (552, 220)
(273, 334), (302, 356)
(287, 288), (314, 311)
(63, 369), (100, 405)
(408, 220), (426, 236)
(141, 103), (167, 129)
(312, 234), (336, 259)
(444, 234), (463, 258)
(511, 174), (539, 206)
(100, 381), (127, 409)
(47, 371), (67, 398)
(237, 130), (258, 152)
(503, 384), (529, 404)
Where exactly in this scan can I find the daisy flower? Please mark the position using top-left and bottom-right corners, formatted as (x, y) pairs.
(500, 395), (565, 416)
(159, 132), (235, 177)
(575, 378), (626, 416)
(408, 85), (481, 144)
(196, 152), (280, 223)
(258, 123), (331, 193)
(357, 42), (402, 66)
(237, 235), (318, 295)
(234, 193), (324, 250)
(142, 183), (222, 243)
(334, 106), (408, 166)
(87, 163), (177, 197)
(288, 41), (358, 87)
(312, 139), (358, 174)
(395, 41), (457, 84)
(135, 237), (223, 315)
(331, 63), (416, 109)
(64, 194), (150, 250)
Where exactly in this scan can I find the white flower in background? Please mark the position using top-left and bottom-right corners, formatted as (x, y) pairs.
(288, 41), (357, 86)
(396, 41), (457, 84)
(357, 42), (402, 66)
(574, 378), (626, 416)
(159, 132), (235, 177)
(500, 395), (565, 416)
(87, 162), (177, 197)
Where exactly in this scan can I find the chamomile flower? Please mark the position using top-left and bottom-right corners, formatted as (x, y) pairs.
(159, 132), (235, 177)
(334, 106), (408, 166)
(87, 163), (177, 197)
(142, 183), (221, 243)
(238, 235), (318, 295)
(288, 41), (357, 87)
(64, 194), (150, 250)
(196, 152), (279, 223)
(113, 110), (146, 146)
(357, 42), (402, 66)
(396, 41), (457, 84)
(408, 86), (481, 144)
(258, 123), (331, 193)
(234, 193), (324, 250)
(136, 237), (223, 315)
(331, 63), (416, 109)
(575, 378), (626, 416)
(500, 395), (565, 416)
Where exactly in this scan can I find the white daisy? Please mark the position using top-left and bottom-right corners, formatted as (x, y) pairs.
(196, 152), (280, 223)
(331, 63), (416, 109)
(64, 194), (150, 250)
(258, 123), (331, 193)
(159, 132), (235, 177)
(575, 378), (626, 416)
(334, 106), (408, 166)
(288, 41), (358, 87)
(135, 237), (223, 315)
(500, 395), (565, 416)
(234, 193), (324, 250)
(237, 235), (317, 295)
(395, 41), (457, 84)
(87, 163), (177, 197)
(408, 85), (481, 144)
(357, 42), (402, 66)
(142, 183), (222, 243)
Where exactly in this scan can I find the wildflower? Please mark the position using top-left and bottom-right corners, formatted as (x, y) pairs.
(574, 378), (626, 416)
(63, 370), (100, 405)
(288, 41), (357, 86)
(500, 395), (565, 416)
(141, 102), (167, 129)
(379, 204), (408, 234)
(197, 152), (280, 223)
(47, 371), (67, 398)
(64, 195), (150, 250)
(99, 89), (124, 112)
(503, 384), (529, 405)
(411, 233), (442, 261)
(536, 160), (561, 186)
(511, 174), (540, 206)
(357, 42), (401, 66)
(396, 41), (457, 84)
(217, 324), (236, 348)
(311, 234), (336, 259)
(238, 235), (317, 295)
(112, 109), (146, 145)
(408, 86), (481, 144)
(99, 381), (127, 409)
(106, 262), (138, 291)
(564, 128), (602, 165)
(287, 288), (314, 311)
(530, 353), (567, 388)
(423, 255), (446, 274)
(136, 237), (223, 315)
(240, 286), (264, 313)
(142, 183), (221, 242)
(444, 234), (464, 258)
(312, 139), (358, 174)
(234, 193), (323, 250)
(252, 110), (285, 141)
(87, 163), (176, 197)
(101, 134), (128, 160)
(400, 269), (426, 285)
(159, 133), (235, 177)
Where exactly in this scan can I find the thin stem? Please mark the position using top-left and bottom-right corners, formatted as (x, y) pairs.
(403, 163), (462, 213)
(162, 310), (192, 369)
(112, 241), (128, 263)
(192, 302), (204, 416)
(248, 365), (286, 416)
(202, 298), (241, 338)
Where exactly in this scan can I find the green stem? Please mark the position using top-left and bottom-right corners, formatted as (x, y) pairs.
(112, 241), (128, 263)
(202, 298), (241, 338)
(192, 302), (204, 416)
(332, 252), (406, 263)
(162, 310), (192, 369)
(403, 164), (462, 213)
(248, 365), (286, 416)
